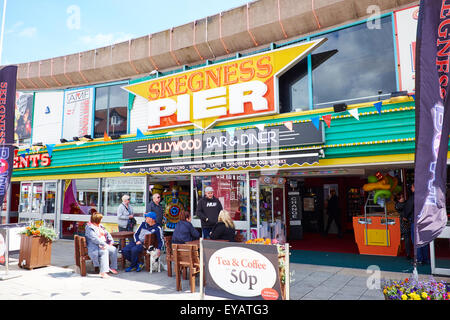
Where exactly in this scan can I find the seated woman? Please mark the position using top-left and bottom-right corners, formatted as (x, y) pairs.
(210, 210), (236, 242)
(85, 212), (119, 278)
(172, 210), (200, 244)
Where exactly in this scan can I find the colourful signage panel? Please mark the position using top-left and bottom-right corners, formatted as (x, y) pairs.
(123, 39), (325, 130)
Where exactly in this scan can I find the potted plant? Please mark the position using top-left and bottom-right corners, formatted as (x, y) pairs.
(382, 277), (450, 300)
(245, 237), (288, 299)
(18, 220), (57, 270)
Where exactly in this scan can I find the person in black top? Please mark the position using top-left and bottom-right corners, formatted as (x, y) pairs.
(210, 210), (236, 242)
(172, 210), (200, 244)
(323, 189), (342, 238)
(149, 193), (164, 226)
(196, 186), (223, 239)
(395, 192), (412, 260)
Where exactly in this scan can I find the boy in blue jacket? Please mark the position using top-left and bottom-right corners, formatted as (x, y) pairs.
(122, 211), (163, 272)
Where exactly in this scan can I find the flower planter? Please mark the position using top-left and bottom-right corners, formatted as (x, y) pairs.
(18, 234), (52, 270)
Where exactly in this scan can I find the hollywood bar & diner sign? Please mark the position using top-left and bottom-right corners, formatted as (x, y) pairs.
(123, 121), (324, 160)
(123, 39), (326, 131)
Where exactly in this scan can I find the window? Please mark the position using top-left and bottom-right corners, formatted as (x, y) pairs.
(94, 84), (128, 138)
(279, 16), (397, 113)
(311, 16), (396, 109)
(101, 177), (145, 217)
(279, 58), (309, 113)
(193, 174), (247, 222)
(62, 179), (99, 215)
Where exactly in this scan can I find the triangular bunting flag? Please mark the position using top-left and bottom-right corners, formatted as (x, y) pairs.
(374, 101), (382, 114)
(46, 144), (56, 158)
(311, 116), (320, 130)
(322, 115), (331, 128)
(136, 128), (146, 139)
(284, 121), (293, 131)
(411, 94), (415, 101)
(348, 108), (360, 120)
(25, 148), (30, 154)
(226, 127), (236, 138)
(255, 124), (265, 131)
(20, 153), (26, 159)
(104, 131), (112, 141)
(14, 149), (18, 157)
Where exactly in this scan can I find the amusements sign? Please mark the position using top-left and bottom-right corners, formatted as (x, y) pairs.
(202, 240), (284, 300)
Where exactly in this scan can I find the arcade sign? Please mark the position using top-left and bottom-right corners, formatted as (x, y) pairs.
(123, 39), (326, 130)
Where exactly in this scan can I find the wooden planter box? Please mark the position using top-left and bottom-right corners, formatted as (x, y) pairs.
(18, 234), (52, 270)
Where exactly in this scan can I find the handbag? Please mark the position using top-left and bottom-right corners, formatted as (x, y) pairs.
(122, 203), (136, 231)
(127, 217), (137, 231)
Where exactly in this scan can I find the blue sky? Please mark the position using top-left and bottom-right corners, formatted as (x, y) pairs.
(1, 0), (252, 65)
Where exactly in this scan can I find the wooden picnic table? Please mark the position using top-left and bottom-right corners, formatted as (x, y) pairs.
(111, 231), (134, 269)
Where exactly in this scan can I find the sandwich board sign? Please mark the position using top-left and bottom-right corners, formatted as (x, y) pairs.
(200, 239), (288, 300)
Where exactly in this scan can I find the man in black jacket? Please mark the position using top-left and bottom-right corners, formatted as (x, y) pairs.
(323, 189), (342, 238)
(149, 193), (164, 226)
(196, 186), (223, 239)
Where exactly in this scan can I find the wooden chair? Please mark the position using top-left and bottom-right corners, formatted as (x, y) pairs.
(173, 244), (200, 293)
(164, 235), (174, 277)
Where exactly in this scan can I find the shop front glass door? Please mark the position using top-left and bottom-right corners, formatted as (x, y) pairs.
(259, 178), (286, 243)
(43, 182), (57, 228)
(18, 181), (58, 228)
(193, 173), (249, 238)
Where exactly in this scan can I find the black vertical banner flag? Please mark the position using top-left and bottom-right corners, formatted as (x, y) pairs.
(0, 66), (17, 207)
(414, 0), (449, 248)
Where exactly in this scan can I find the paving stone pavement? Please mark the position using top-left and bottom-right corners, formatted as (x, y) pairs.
(0, 240), (448, 300)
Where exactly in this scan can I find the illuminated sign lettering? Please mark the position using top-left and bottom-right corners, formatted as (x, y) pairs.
(13, 153), (52, 169)
(123, 39), (325, 130)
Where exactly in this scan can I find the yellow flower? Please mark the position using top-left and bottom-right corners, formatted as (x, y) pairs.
(401, 294), (407, 300)
(421, 292), (428, 299)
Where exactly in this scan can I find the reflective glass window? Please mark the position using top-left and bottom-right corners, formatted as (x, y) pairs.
(311, 16), (396, 109)
(101, 177), (145, 217)
(94, 84), (128, 138)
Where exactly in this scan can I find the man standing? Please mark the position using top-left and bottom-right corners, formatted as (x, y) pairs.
(122, 212), (163, 272)
(323, 189), (342, 238)
(149, 193), (164, 226)
(117, 195), (134, 232)
(196, 186), (223, 239)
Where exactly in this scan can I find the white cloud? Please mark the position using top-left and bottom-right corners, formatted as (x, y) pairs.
(6, 21), (37, 38)
(79, 32), (134, 48)
(18, 27), (37, 38)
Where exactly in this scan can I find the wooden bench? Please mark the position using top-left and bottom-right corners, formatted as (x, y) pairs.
(173, 243), (200, 293)
(74, 234), (98, 276)
(74, 233), (156, 275)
